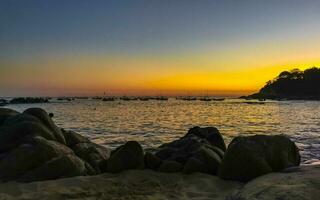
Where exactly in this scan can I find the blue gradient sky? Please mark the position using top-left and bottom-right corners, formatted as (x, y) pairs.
(1, 0), (320, 96)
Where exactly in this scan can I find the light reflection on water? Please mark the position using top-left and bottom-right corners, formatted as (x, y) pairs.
(5, 99), (320, 164)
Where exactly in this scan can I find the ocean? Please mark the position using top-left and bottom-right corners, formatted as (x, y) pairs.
(4, 98), (320, 164)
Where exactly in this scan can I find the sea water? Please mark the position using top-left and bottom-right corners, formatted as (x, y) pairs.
(5, 98), (320, 164)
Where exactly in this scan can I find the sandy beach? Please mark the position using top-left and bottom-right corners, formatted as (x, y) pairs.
(0, 165), (318, 200)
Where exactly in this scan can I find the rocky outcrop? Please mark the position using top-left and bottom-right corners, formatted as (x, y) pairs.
(0, 108), (110, 182)
(234, 164), (320, 200)
(218, 135), (301, 181)
(150, 126), (226, 174)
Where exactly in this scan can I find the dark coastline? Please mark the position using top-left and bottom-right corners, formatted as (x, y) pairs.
(243, 67), (320, 101)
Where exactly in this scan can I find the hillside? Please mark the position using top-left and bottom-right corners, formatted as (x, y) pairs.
(247, 67), (320, 100)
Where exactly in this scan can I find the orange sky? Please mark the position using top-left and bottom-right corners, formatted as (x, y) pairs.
(1, 1), (320, 97)
(1, 50), (319, 97)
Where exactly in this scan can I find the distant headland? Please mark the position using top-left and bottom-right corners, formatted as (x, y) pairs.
(244, 67), (320, 100)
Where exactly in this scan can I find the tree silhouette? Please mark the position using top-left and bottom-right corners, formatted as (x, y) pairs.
(247, 67), (320, 100)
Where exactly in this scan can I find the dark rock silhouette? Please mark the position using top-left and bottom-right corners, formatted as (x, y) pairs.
(153, 126), (225, 175)
(218, 135), (300, 182)
(158, 160), (183, 172)
(105, 141), (144, 173)
(0, 108), (110, 182)
(246, 67), (320, 100)
(144, 152), (162, 170)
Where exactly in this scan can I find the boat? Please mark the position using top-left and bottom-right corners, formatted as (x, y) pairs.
(138, 97), (150, 101)
(120, 96), (138, 101)
(211, 98), (225, 101)
(155, 96), (168, 101)
(199, 97), (212, 101)
(182, 96), (197, 101)
(102, 97), (115, 101)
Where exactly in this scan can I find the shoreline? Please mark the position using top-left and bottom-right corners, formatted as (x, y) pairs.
(0, 165), (318, 200)
(0, 107), (319, 199)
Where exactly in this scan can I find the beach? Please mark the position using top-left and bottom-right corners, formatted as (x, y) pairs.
(0, 165), (318, 200)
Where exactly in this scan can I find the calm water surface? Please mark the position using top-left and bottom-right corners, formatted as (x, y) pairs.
(5, 98), (320, 164)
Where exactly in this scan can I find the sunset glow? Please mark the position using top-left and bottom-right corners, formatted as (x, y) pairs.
(1, 0), (320, 96)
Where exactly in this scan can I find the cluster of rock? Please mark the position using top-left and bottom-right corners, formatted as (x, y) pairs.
(0, 107), (301, 183)
(0, 108), (110, 182)
(106, 126), (300, 182)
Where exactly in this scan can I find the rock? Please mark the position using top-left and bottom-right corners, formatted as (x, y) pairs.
(144, 152), (162, 170)
(0, 114), (59, 152)
(62, 129), (90, 147)
(23, 108), (66, 144)
(72, 142), (110, 173)
(0, 107), (111, 182)
(206, 145), (224, 159)
(235, 165), (320, 200)
(158, 160), (183, 173)
(218, 135), (300, 182)
(0, 108), (18, 125)
(154, 126), (225, 174)
(106, 141), (144, 173)
(30, 136), (74, 156)
(18, 154), (88, 182)
(196, 147), (222, 174)
(182, 157), (207, 174)
(187, 126), (226, 151)
(155, 147), (177, 160)
(0, 136), (74, 181)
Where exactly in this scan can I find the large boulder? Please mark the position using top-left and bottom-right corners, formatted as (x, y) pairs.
(218, 135), (301, 182)
(0, 136), (88, 182)
(106, 141), (144, 173)
(193, 147), (222, 174)
(62, 130), (111, 173)
(18, 154), (88, 182)
(0, 108), (19, 126)
(72, 142), (110, 173)
(187, 126), (226, 151)
(23, 108), (66, 144)
(154, 126), (225, 174)
(0, 114), (59, 152)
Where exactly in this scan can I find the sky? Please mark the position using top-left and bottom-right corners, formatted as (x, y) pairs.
(1, 0), (320, 97)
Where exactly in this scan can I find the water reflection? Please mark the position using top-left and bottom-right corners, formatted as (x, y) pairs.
(5, 99), (320, 163)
